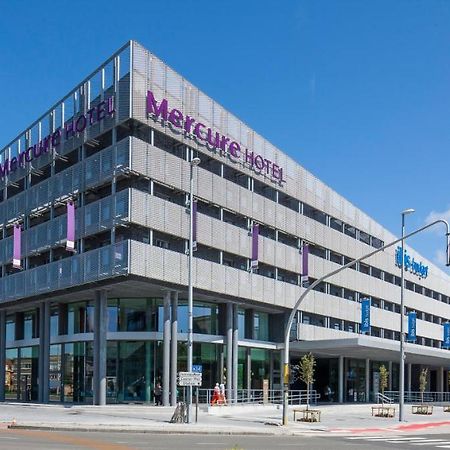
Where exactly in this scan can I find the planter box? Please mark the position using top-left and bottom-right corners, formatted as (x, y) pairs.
(371, 406), (395, 418)
(412, 405), (433, 415)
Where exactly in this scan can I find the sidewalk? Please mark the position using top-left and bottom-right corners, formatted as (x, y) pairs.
(3, 402), (450, 436)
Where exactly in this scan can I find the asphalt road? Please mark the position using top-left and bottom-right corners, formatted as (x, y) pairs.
(3, 430), (450, 449)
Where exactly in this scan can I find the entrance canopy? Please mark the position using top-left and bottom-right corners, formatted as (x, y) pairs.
(291, 336), (450, 367)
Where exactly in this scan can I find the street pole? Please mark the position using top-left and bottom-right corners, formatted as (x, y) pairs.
(282, 218), (450, 426)
(399, 208), (415, 422)
(187, 156), (200, 423)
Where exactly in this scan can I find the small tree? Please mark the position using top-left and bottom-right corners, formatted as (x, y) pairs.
(298, 353), (316, 410)
(379, 365), (389, 404)
(419, 368), (428, 405)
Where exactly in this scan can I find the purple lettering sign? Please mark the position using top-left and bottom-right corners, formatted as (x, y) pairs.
(66, 201), (75, 252)
(13, 224), (21, 269)
(0, 96), (115, 180)
(251, 223), (259, 269)
(146, 91), (286, 183)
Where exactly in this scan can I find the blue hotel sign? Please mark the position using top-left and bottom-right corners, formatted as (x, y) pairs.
(360, 298), (371, 333)
(395, 246), (429, 279)
(407, 311), (417, 342)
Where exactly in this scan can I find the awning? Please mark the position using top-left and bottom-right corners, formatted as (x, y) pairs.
(290, 336), (450, 367)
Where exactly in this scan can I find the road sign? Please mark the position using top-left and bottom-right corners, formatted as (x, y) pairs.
(192, 365), (203, 373)
(177, 371), (202, 386)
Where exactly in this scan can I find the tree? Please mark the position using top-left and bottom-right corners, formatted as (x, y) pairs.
(298, 353), (316, 410)
(419, 368), (428, 405)
(379, 365), (389, 404)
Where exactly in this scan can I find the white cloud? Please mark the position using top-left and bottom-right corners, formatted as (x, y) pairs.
(434, 249), (447, 266)
(426, 207), (450, 224)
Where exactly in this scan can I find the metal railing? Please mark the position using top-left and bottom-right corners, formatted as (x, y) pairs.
(376, 392), (394, 404)
(197, 389), (319, 406)
(385, 391), (450, 403)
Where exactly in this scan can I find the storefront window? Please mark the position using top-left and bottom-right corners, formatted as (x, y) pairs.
(49, 344), (62, 402)
(19, 346), (39, 401)
(108, 299), (118, 332)
(63, 343), (74, 403)
(250, 348), (270, 389)
(346, 358), (366, 402)
(5, 348), (18, 400)
(23, 311), (38, 340)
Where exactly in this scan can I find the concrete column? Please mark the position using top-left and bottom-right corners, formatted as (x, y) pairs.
(269, 351), (274, 390)
(232, 304), (239, 404)
(365, 358), (370, 403)
(0, 310), (6, 401)
(145, 341), (152, 403)
(246, 348), (252, 398)
(388, 361), (393, 391)
(93, 290), (107, 405)
(338, 356), (344, 403)
(407, 363), (412, 394)
(439, 367), (444, 401)
(170, 292), (178, 406)
(38, 302), (50, 403)
(226, 303), (233, 402)
(163, 291), (171, 406)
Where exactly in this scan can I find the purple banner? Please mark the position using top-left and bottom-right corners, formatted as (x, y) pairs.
(251, 223), (259, 269)
(192, 200), (197, 252)
(13, 224), (21, 269)
(66, 201), (75, 252)
(302, 243), (309, 279)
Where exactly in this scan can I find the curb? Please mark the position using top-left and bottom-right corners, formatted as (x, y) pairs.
(8, 424), (284, 436)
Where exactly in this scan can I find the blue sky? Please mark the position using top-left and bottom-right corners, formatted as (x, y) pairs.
(1, 0), (449, 272)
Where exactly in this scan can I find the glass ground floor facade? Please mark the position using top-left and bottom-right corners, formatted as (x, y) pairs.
(1, 289), (449, 405)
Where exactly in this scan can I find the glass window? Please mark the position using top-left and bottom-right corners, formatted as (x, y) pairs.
(6, 316), (15, 342)
(176, 300), (218, 335)
(330, 217), (344, 232)
(5, 348), (18, 400)
(119, 299), (149, 332)
(253, 312), (269, 341)
(108, 299), (119, 332)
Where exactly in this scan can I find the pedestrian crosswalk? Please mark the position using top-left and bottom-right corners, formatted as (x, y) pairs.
(346, 435), (450, 448)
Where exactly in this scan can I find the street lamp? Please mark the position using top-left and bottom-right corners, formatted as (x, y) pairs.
(399, 208), (415, 422)
(187, 156), (200, 423)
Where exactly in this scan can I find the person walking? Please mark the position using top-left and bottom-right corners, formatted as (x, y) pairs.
(154, 382), (162, 406)
(211, 383), (220, 405)
(219, 382), (227, 405)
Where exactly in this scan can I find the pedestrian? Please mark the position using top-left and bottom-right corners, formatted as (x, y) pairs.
(154, 382), (162, 406)
(211, 382), (220, 405)
(219, 382), (227, 405)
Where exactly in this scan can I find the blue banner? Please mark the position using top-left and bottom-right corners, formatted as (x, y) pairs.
(407, 311), (417, 342)
(444, 323), (450, 349)
(360, 298), (371, 333)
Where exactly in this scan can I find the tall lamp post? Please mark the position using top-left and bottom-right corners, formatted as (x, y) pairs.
(399, 208), (415, 422)
(187, 156), (201, 423)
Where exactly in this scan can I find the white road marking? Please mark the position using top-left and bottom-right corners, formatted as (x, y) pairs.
(347, 436), (402, 440)
(411, 440), (448, 445)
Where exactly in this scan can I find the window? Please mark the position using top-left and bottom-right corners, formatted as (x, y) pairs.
(329, 284), (343, 298)
(359, 231), (370, 245)
(330, 217), (344, 232)
(359, 263), (370, 275)
(344, 224), (356, 238)
(330, 251), (343, 265)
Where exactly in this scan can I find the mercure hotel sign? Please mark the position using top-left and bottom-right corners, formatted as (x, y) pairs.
(0, 97), (115, 179)
(146, 91), (286, 182)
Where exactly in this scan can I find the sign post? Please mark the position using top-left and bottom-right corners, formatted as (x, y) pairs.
(175, 372), (202, 424)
